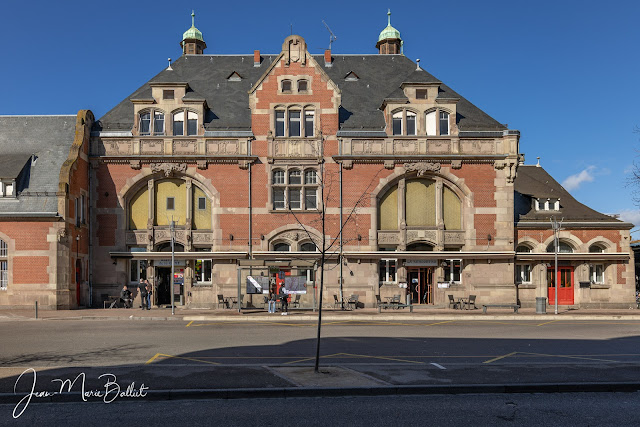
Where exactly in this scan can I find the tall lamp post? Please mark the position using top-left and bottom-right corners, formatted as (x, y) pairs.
(170, 220), (175, 316)
(551, 217), (563, 315)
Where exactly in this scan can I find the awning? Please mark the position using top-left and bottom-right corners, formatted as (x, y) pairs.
(109, 251), (248, 260)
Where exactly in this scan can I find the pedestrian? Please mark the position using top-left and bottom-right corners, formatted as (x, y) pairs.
(139, 280), (148, 310)
(279, 286), (288, 315)
(120, 285), (133, 308)
(144, 280), (152, 310)
(268, 292), (277, 313)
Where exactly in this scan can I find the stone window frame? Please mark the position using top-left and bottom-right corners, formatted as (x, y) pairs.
(297, 79), (308, 93)
(0, 238), (7, 290)
(516, 264), (532, 284)
(138, 108), (166, 136)
(271, 166), (319, 211)
(391, 108), (419, 136)
(194, 258), (213, 284)
(443, 258), (462, 283)
(379, 259), (397, 284)
(171, 108), (199, 136)
(274, 105), (316, 138)
(425, 107), (452, 137)
(281, 79), (293, 93)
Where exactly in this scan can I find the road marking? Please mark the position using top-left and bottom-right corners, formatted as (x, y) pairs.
(147, 353), (221, 366)
(537, 320), (560, 327)
(483, 351), (517, 364)
(422, 320), (456, 327)
(145, 353), (163, 364)
(517, 352), (619, 363)
(283, 353), (343, 365)
(186, 321), (193, 327)
(339, 353), (425, 365)
(430, 363), (446, 370)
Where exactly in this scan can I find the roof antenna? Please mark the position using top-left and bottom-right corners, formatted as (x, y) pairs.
(536, 156), (541, 167)
(322, 20), (337, 50)
(167, 58), (173, 71)
(290, 24), (293, 35)
(416, 59), (421, 70)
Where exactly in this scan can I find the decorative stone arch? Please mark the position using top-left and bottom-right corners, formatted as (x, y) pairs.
(370, 164), (474, 239)
(516, 237), (538, 252)
(264, 224), (324, 251)
(584, 236), (615, 252)
(543, 233), (582, 252)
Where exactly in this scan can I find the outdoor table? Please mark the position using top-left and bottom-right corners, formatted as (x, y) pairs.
(458, 298), (468, 310)
(227, 297), (237, 308)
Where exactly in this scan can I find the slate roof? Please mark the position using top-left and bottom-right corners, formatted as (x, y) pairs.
(0, 115), (76, 216)
(514, 165), (623, 224)
(95, 54), (507, 134)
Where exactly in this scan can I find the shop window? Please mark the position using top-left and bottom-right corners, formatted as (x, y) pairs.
(516, 264), (532, 283)
(379, 259), (397, 283)
(129, 247), (147, 284)
(195, 259), (212, 283)
(590, 264), (604, 284)
(443, 259), (461, 283)
(0, 239), (7, 289)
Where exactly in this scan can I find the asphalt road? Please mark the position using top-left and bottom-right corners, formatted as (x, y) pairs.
(3, 393), (640, 426)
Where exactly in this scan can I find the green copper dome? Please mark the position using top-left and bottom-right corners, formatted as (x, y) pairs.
(378, 9), (401, 42)
(182, 11), (204, 42)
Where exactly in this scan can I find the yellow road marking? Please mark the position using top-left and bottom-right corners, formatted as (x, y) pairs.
(186, 321), (194, 327)
(284, 353), (343, 365)
(537, 320), (560, 327)
(517, 352), (619, 363)
(339, 352), (425, 364)
(421, 320), (457, 327)
(483, 352), (517, 364)
(145, 353), (163, 364)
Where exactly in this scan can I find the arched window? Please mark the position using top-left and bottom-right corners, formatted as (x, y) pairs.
(439, 111), (450, 136)
(392, 111), (403, 135)
(300, 242), (317, 251)
(426, 111), (436, 136)
(297, 80), (308, 92)
(274, 107), (315, 137)
(407, 242), (434, 251)
(589, 244), (605, 253)
(273, 242), (290, 252)
(139, 110), (164, 136)
(281, 80), (292, 92)
(273, 170), (285, 184)
(173, 111), (198, 136)
(516, 245), (532, 253)
(0, 239), (7, 289)
(546, 241), (574, 253)
(406, 111), (416, 136)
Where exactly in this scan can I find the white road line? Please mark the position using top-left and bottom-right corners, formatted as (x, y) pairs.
(430, 363), (446, 370)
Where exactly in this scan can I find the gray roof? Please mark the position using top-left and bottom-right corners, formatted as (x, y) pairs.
(0, 115), (76, 215)
(95, 54), (507, 133)
(514, 165), (621, 224)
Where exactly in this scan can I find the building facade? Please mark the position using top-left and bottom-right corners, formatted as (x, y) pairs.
(0, 15), (634, 309)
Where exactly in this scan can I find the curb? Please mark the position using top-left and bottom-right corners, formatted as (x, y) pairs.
(2, 382), (640, 405)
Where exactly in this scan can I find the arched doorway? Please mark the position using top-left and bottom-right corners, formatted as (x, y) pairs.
(155, 242), (185, 306)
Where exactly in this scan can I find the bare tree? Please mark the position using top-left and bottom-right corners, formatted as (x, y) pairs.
(288, 162), (384, 373)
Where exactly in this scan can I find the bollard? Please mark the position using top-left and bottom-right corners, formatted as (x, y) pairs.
(35, 301), (38, 319)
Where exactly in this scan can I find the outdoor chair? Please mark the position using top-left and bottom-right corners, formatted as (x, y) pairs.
(262, 295), (269, 309)
(217, 294), (229, 309)
(348, 294), (359, 310)
(292, 294), (301, 308)
(333, 294), (341, 309)
(448, 294), (459, 309)
(465, 295), (477, 310)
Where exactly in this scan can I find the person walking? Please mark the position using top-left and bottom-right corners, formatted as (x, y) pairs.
(144, 280), (152, 310)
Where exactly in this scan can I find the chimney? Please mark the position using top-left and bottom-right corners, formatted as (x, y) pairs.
(324, 49), (332, 67)
(254, 50), (261, 67)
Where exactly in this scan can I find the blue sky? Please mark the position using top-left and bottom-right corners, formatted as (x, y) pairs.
(1, 0), (639, 228)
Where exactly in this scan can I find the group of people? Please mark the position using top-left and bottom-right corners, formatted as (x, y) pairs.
(120, 279), (153, 310)
(268, 286), (289, 315)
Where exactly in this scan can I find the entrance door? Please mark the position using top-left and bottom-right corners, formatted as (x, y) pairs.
(407, 268), (433, 304)
(547, 266), (574, 305)
(156, 267), (172, 305)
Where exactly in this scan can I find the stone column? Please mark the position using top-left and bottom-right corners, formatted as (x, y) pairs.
(147, 179), (155, 251)
(397, 177), (406, 284)
(435, 179), (444, 250)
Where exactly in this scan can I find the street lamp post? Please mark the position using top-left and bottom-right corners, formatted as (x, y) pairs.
(551, 217), (563, 315)
(170, 220), (175, 316)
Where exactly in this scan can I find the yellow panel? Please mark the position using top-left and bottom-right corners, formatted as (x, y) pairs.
(444, 186), (461, 230)
(406, 179), (435, 226)
(129, 187), (149, 230)
(155, 179), (186, 226)
(378, 186), (398, 230)
(192, 186), (212, 230)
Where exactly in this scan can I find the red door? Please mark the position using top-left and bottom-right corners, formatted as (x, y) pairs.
(547, 266), (574, 305)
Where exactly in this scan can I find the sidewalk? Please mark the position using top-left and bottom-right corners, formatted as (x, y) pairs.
(1, 305), (639, 321)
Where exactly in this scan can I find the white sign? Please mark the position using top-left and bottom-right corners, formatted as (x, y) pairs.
(155, 259), (186, 267)
(405, 260), (438, 267)
(437, 282), (450, 288)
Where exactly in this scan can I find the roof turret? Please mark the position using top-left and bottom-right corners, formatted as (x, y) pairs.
(377, 9), (401, 43)
(181, 11), (207, 54)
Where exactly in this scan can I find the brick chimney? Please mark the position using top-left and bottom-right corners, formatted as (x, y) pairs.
(324, 49), (332, 67)
(254, 50), (261, 67)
